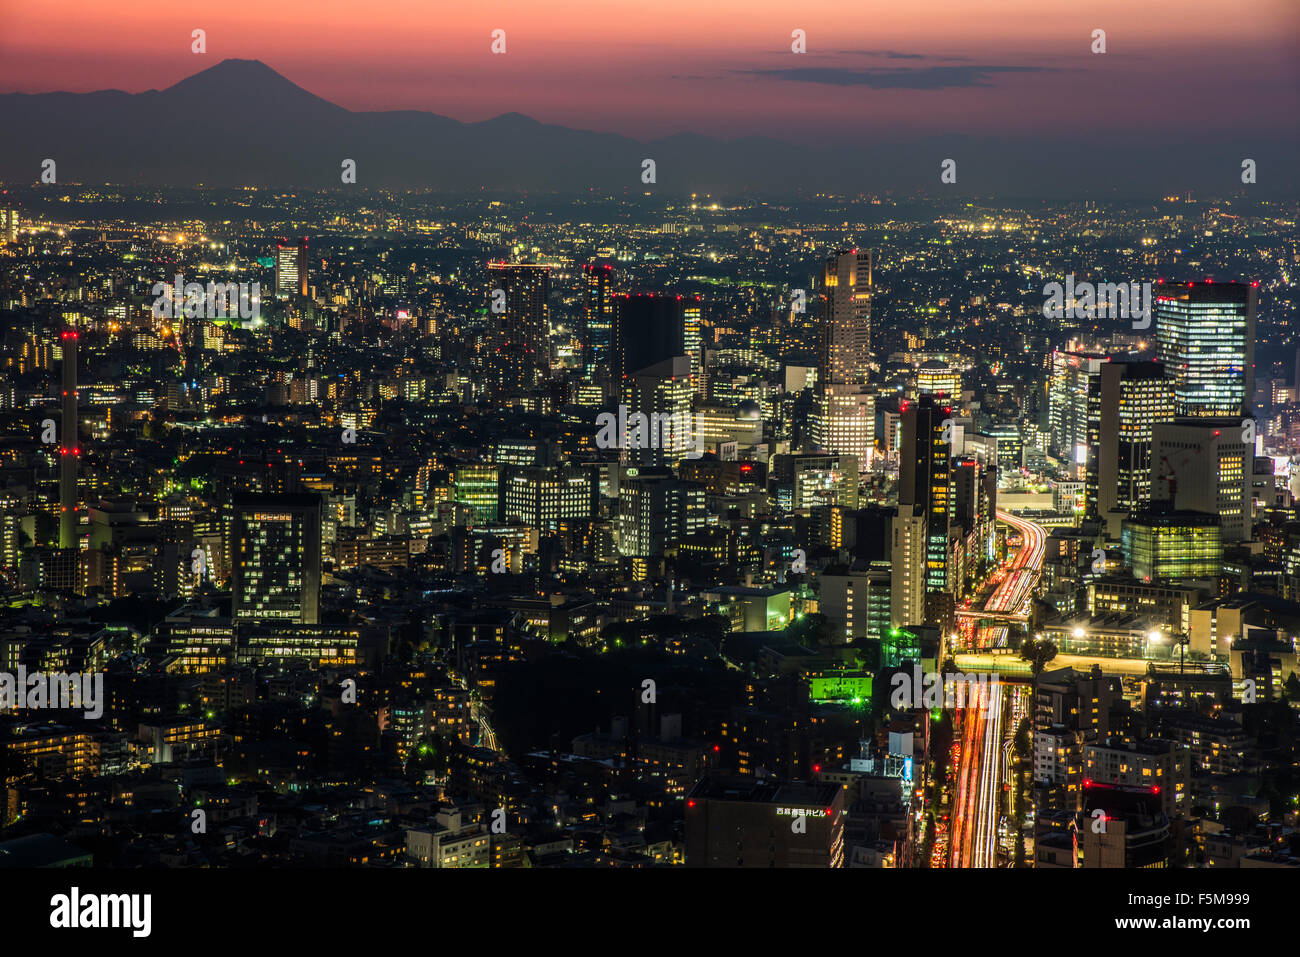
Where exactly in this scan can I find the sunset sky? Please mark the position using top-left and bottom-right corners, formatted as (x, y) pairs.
(1, 0), (1297, 142)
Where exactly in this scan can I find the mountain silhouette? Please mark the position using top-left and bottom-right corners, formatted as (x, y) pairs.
(0, 59), (816, 193)
(0, 59), (1294, 196)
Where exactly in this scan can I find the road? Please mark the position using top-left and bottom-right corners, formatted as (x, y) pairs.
(945, 510), (1044, 867)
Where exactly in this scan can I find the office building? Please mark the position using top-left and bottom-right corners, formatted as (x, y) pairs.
(1121, 506), (1222, 582)
(814, 250), (874, 469)
(487, 262), (551, 393)
(899, 395), (951, 607)
(231, 493), (322, 624)
(1155, 280), (1256, 418)
(1151, 418), (1251, 542)
(275, 237), (309, 298)
(1097, 361), (1175, 536)
(582, 263), (616, 380)
(611, 293), (697, 388)
(500, 465), (597, 532)
(453, 464), (500, 525)
(616, 468), (706, 557)
(685, 776), (845, 867)
(621, 355), (696, 467)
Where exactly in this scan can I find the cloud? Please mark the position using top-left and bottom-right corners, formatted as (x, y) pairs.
(832, 50), (973, 62)
(740, 64), (1052, 90)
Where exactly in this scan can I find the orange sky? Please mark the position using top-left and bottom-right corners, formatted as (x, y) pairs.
(1, 0), (1297, 138)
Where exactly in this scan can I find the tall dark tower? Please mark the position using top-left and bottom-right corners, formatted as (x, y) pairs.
(487, 262), (551, 394)
(899, 394), (951, 623)
(58, 326), (79, 548)
(582, 263), (616, 380)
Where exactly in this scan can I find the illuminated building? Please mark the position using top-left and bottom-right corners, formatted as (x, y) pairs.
(685, 776), (844, 867)
(621, 356), (696, 467)
(616, 468), (706, 558)
(231, 493), (322, 624)
(1096, 361), (1174, 535)
(916, 359), (960, 399)
(899, 395), (951, 609)
(1121, 506), (1221, 582)
(58, 326), (81, 552)
(773, 453), (859, 510)
(500, 465), (597, 532)
(582, 262), (615, 379)
(1155, 280), (1256, 418)
(1151, 419), (1250, 542)
(453, 464), (499, 525)
(820, 567), (891, 641)
(275, 237), (309, 298)
(819, 249), (872, 386)
(813, 250), (873, 469)
(487, 262), (551, 393)
(1048, 346), (1106, 467)
(890, 505), (927, 628)
(0, 205), (17, 244)
(610, 293), (699, 394)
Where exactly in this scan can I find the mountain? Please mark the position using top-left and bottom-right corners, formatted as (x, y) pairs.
(0, 59), (1295, 196)
(0, 59), (822, 193)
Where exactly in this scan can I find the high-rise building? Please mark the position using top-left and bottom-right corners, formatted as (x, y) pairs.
(616, 468), (706, 557)
(58, 328), (80, 550)
(890, 504), (927, 628)
(917, 359), (960, 399)
(453, 464), (500, 525)
(0, 205), (17, 244)
(621, 356), (697, 468)
(1047, 346), (1107, 469)
(1151, 419), (1251, 542)
(685, 776), (845, 867)
(1096, 361), (1175, 536)
(232, 493), (322, 624)
(1155, 280), (1256, 418)
(582, 263), (616, 380)
(610, 294), (695, 385)
(1122, 506), (1222, 582)
(821, 567), (892, 641)
(487, 262), (551, 393)
(500, 465), (597, 532)
(819, 249), (872, 386)
(899, 395), (951, 607)
(275, 238), (309, 298)
(814, 384), (874, 473)
(814, 250), (874, 471)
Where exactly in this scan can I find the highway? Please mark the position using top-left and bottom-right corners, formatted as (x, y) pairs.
(944, 509), (1044, 867)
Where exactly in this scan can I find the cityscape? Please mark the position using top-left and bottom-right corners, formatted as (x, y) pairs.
(0, 3), (1298, 915)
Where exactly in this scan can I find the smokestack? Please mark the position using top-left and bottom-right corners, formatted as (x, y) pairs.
(59, 326), (78, 548)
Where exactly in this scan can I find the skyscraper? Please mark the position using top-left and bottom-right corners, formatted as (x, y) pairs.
(232, 493), (322, 624)
(610, 294), (694, 384)
(58, 327), (79, 549)
(819, 249), (872, 385)
(582, 263), (616, 380)
(899, 395), (951, 620)
(487, 262), (551, 394)
(1096, 361), (1174, 536)
(622, 355), (697, 468)
(1151, 419), (1251, 542)
(1155, 280), (1256, 418)
(275, 238), (309, 299)
(814, 250), (874, 471)
(0, 204), (17, 244)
